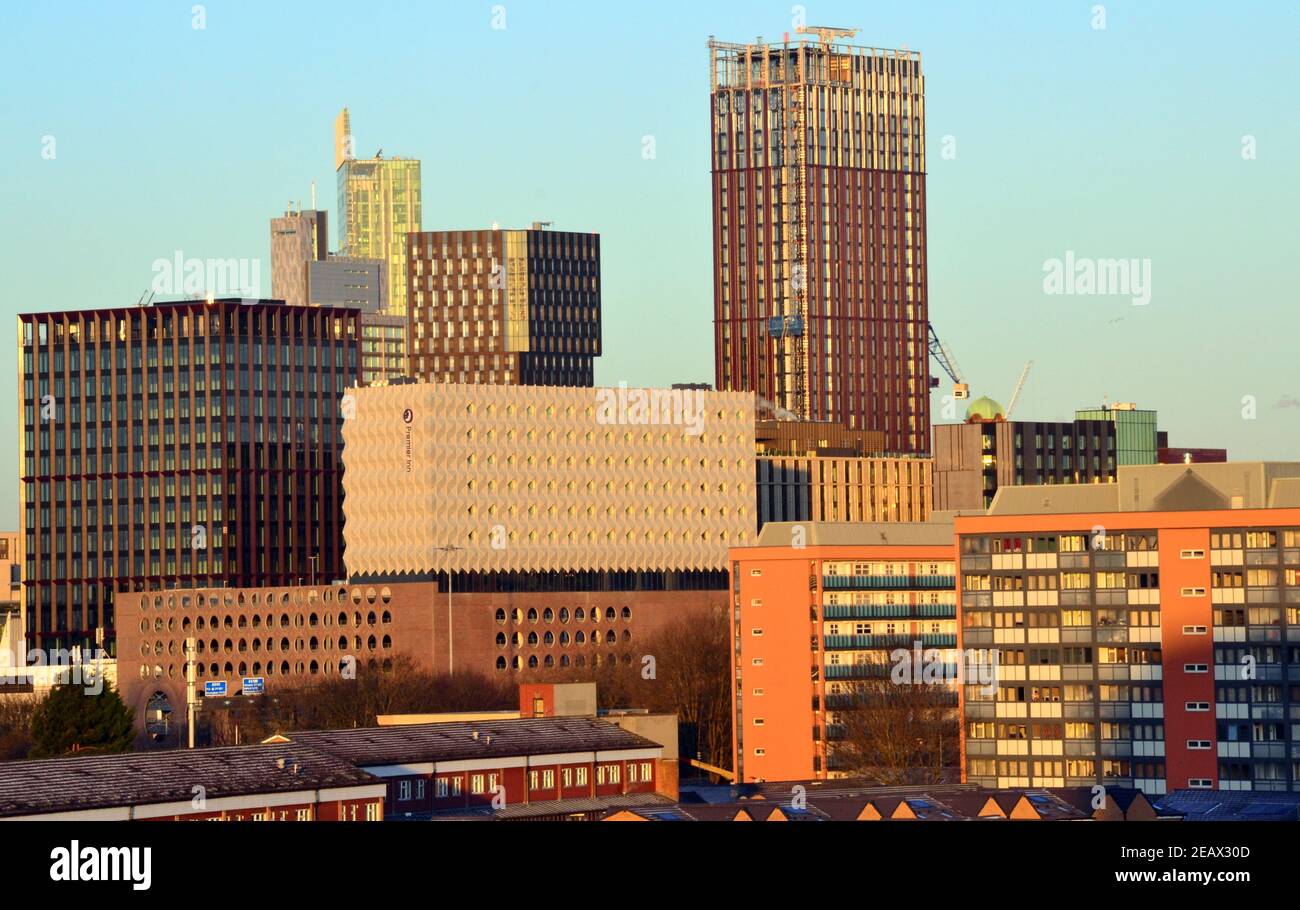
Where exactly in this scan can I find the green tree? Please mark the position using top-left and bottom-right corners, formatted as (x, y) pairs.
(29, 681), (136, 758)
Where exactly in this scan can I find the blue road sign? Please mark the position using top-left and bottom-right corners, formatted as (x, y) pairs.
(203, 680), (228, 697)
(242, 677), (265, 696)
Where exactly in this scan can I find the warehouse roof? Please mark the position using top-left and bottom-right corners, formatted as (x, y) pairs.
(0, 741), (376, 819)
(269, 715), (660, 766)
(986, 463), (1300, 517)
(753, 521), (956, 549)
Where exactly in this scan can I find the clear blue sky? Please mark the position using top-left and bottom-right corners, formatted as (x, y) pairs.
(2, 0), (1298, 526)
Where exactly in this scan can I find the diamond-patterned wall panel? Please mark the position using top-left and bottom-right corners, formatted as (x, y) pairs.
(342, 383), (756, 576)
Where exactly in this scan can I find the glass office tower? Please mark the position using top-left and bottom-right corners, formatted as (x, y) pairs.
(334, 109), (422, 318)
(18, 300), (361, 653)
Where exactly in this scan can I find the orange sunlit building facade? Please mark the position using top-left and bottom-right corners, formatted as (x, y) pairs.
(729, 521), (956, 782)
(957, 462), (1300, 796)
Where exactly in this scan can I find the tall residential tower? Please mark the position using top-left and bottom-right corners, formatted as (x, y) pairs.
(709, 31), (930, 453)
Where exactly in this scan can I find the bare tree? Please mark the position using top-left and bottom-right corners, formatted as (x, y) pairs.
(202, 658), (518, 745)
(516, 607), (734, 773)
(831, 680), (958, 785)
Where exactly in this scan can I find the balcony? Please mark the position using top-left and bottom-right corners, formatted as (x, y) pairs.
(823, 603), (956, 620)
(823, 575), (956, 591)
(824, 663), (951, 680)
(823, 633), (957, 650)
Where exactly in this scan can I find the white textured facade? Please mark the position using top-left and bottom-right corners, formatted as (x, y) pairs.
(341, 383), (756, 576)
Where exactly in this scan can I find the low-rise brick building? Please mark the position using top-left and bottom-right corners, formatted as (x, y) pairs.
(0, 741), (385, 822)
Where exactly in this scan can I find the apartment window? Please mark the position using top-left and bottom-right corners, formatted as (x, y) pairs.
(562, 768), (573, 788)
(1186, 702), (1210, 712)
(576, 767), (588, 787)
(296, 808), (311, 821)
(754, 748), (766, 756)
(398, 780), (412, 801)
(365, 802), (381, 821)
(1187, 740), (1212, 750)
(754, 718), (765, 726)
(471, 774), (485, 794)
(435, 778), (449, 798)
(752, 628), (764, 636)
(1181, 587), (1207, 598)
(752, 658), (764, 666)
(1180, 549), (1205, 559)
(750, 569), (762, 576)
(542, 770), (554, 789)
(1188, 779), (1213, 789)
(753, 688), (765, 696)
(1184, 663), (1209, 674)
(1183, 625), (1208, 635)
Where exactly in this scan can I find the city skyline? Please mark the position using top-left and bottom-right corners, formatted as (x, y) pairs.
(3, 0), (1299, 532)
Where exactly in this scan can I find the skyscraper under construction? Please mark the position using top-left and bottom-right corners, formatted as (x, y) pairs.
(709, 29), (930, 454)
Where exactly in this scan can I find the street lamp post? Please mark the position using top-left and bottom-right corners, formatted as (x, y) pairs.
(435, 545), (463, 674)
(185, 636), (197, 750)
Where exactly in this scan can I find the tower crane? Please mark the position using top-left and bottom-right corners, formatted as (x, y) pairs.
(1005, 361), (1034, 419)
(926, 322), (969, 400)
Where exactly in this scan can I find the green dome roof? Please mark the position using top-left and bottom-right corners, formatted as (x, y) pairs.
(965, 396), (1005, 422)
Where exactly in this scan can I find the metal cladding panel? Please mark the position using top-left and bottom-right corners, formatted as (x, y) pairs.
(342, 383), (757, 576)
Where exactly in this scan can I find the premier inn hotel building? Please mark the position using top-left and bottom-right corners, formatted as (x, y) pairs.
(341, 381), (753, 590)
(340, 382), (752, 675)
(18, 299), (361, 654)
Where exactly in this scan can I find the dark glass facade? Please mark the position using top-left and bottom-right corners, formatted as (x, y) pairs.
(18, 299), (361, 653)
